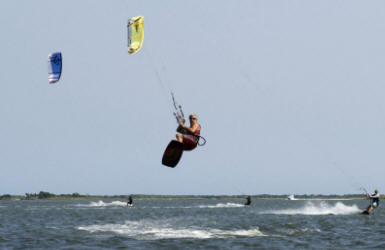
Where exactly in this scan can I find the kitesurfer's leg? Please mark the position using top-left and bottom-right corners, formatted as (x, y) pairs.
(176, 133), (183, 143)
(181, 136), (197, 151)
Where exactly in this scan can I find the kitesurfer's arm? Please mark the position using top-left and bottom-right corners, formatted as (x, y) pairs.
(178, 122), (199, 135)
(176, 118), (186, 133)
(369, 193), (380, 198)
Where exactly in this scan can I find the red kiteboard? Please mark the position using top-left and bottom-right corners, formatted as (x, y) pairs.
(162, 140), (184, 168)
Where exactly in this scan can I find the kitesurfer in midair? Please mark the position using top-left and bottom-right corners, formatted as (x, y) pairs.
(176, 114), (201, 151)
(364, 189), (379, 213)
(244, 196), (251, 206)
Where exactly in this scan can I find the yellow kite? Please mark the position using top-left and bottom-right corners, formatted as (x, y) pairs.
(127, 16), (144, 54)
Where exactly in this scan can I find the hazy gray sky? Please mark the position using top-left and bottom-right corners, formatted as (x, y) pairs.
(1, 0), (385, 195)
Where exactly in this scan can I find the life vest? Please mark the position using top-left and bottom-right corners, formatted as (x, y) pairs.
(182, 125), (201, 151)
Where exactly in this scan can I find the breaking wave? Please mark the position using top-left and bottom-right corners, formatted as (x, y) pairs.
(78, 220), (265, 239)
(77, 200), (128, 207)
(198, 202), (245, 208)
(262, 201), (361, 215)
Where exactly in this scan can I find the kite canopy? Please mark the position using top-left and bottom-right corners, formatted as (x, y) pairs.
(127, 16), (144, 54)
(48, 52), (62, 84)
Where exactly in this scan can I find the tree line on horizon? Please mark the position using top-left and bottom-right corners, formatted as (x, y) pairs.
(0, 191), (373, 200)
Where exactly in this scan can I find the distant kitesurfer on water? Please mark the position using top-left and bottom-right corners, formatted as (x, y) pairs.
(364, 189), (379, 213)
(245, 196), (251, 206)
(176, 114), (201, 151)
(127, 195), (133, 206)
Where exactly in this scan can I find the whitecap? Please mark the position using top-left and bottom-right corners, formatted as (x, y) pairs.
(261, 201), (361, 215)
(76, 200), (128, 207)
(198, 202), (245, 208)
(77, 220), (265, 239)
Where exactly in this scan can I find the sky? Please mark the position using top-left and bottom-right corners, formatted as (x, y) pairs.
(1, 0), (385, 195)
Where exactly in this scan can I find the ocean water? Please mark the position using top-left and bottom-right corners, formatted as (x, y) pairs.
(0, 199), (384, 249)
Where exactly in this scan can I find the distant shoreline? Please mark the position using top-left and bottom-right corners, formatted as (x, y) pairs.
(1, 192), (380, 201)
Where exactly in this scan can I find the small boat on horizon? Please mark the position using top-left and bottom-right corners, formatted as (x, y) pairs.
(287, 194), (296, 200)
